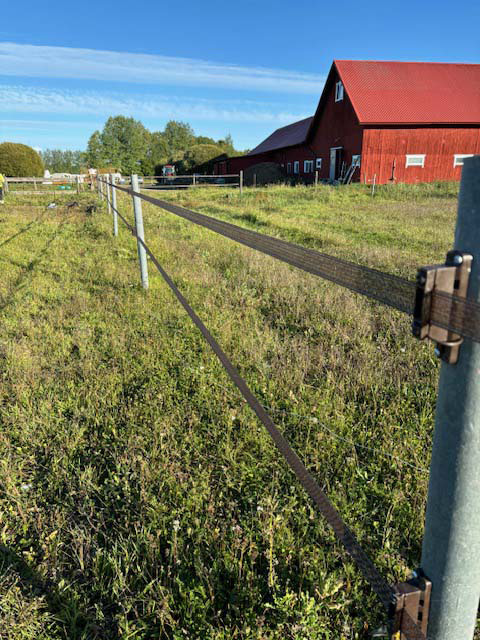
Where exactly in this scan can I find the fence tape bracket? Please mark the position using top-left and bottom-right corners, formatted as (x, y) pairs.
(390, 570), (431, 639)
(412, 250), (472, 364)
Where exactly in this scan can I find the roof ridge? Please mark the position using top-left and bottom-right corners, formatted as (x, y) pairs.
(272, 115), (313, 132)
(334, 59), (480, 66)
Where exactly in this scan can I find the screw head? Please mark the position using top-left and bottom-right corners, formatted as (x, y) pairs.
(453, 254), (463, 266)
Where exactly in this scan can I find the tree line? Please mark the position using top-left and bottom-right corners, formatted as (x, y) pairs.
(41, 116), (245, 175)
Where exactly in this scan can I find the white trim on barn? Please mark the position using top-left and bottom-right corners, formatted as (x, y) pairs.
(405, 154), (426, 168)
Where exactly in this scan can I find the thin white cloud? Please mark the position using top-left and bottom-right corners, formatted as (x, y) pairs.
(0, 85), (309, 124)
(0, 42), (324, 94)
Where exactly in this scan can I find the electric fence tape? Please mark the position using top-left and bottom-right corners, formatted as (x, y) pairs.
(112, 182), (480, 345)
(104, 183), (428, 639)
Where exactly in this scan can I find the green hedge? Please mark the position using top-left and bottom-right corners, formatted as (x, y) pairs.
(0, 142), (44, 177)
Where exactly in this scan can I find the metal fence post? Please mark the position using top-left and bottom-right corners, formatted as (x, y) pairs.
(192, 173), (196, 187)
(131, 174), (149, 289)
(106, 174), (112, 218)
(239, 170), (243, 195)
(76, 175), (80, 194)
(315, 170), (319, 186)
(420, 156), (480, 640)
(111, 174), (118, 237)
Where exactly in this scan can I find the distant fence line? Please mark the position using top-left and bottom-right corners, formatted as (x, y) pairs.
(5, 175), (92, 194)
(5, 172), (244, 194)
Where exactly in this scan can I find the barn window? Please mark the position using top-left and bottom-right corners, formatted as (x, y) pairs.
(454, 154), (474, 167)
(316, 158), (322, 169)
(352, 155), (361, 167)
(294, 161), (299, 174)
(304, 160), (314, 173)
(287, 162), (292, 173)
(405, 154), (426, 168)
(335, 81), (344, 102)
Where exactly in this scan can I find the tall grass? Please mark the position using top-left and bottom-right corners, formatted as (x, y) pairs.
(0, 183), (464, 639)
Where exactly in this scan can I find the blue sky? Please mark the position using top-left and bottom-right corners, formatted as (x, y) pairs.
(1, 0), (479, 152)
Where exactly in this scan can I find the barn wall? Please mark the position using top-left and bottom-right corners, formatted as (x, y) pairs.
(361, 128), (480, 184)
(308, 67), (363, 180)
(216, 153), (273, 174)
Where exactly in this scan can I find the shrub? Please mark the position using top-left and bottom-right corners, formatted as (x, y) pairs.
(244, 162), (285, 186)
(0, 142), (44, 177)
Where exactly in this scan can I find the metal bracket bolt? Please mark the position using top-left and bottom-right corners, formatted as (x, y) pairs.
(412, 250), (472, 364)
(390, 571), (431, 639)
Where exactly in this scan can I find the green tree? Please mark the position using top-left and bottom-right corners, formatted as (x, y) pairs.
(141, 131), (168, 175)
(163, 121), (195, 158)
(82, 117), (242, 176)
(100, 116), (149, 174)
(218, 133), (235, 155)
(41, 149), (86, 173)
(183, 144), (224, 171)
(195, 135), (216, 146)
(0, 142), (44, 176)
(86, 131), (105, 168)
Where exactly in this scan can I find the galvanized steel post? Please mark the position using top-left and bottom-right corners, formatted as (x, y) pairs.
(421, 156), (480, 640)
(131, 174), (149, 289)
(106, 177), (112, 217)
(111, 174), (118, 237)
(239, 170), (243, 195)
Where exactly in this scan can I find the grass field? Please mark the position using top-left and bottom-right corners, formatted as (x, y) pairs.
(0, 183), (460, 639)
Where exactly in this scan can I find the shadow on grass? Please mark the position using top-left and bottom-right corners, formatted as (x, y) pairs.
(0, 544), (109, 639)
(0, 214), (75, 313)
(0, 214), (44, 249)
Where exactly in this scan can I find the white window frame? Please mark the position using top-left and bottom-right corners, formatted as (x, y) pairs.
(304, 160), (313, 173)
(352, 154), (361, 167)
(454, 154), (474, 167)
(405, 154), (426, 168)
(293, 161), (299, 174)
(335, 81), (344, 102)
(316, 158), (322, 169)
(287, 162), (292, 174)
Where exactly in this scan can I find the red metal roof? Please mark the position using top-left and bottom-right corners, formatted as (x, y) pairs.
(248, 116), (313, 155)
(335, 60), (480, 124)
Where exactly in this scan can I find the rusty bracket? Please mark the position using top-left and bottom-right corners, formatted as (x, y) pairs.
(412, 250), (472, 364)
(390, 571), (432, 639)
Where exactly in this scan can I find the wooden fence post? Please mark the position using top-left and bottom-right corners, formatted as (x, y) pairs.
(239, 171), (243, 195)
(315, 170), (318, 187)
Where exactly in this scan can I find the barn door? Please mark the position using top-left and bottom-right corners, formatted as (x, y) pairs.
(330, 147), (342, 180)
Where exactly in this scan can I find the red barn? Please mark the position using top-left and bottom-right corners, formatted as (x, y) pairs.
(216, 60), (480, 184)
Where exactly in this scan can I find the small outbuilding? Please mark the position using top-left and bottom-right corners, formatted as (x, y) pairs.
(216, 60), (480, 184)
